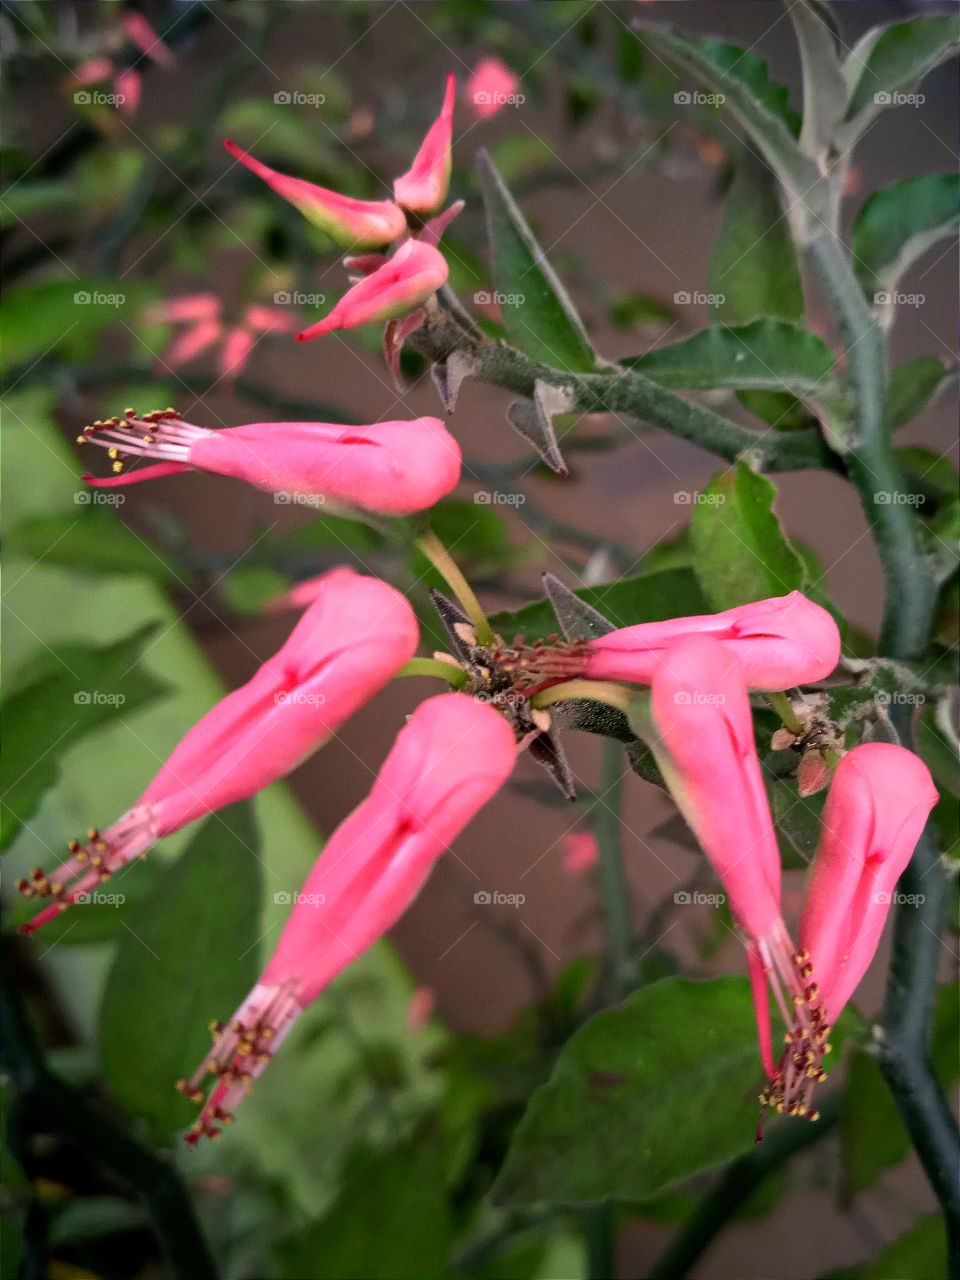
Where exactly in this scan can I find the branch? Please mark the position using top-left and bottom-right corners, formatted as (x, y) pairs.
(409, 309), (836, 474)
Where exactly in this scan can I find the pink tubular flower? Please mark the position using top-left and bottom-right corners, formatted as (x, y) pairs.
(18, 569), (418, 934)
(78, 408), (462, 516)
(584, 592), (840, 691)
(393, 73), (456, 215)
(180, 692), (516, 1139)
(121, 12), (176, 69)
(296, 239), (448, 343)
(562, 832), (599, 874)
(467, 57), (520, 120)
(798, 744), (937, 1024)
(224, 139), (407, 248)
(649, 634), (828, 1122)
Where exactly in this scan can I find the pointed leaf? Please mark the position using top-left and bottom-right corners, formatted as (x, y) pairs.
(429, 349), (480, 413)
(476, 150), (597, 372)
(9, 510), (188, 586)
(689, 462), (807, 611)
(824, 1216), (947, 1280)
(622, 321), (835, 394)
(543, 573), (615, 640)
(888, 356), (955, 430)
(853, 173), (960, 302)
(506, 380), (573, 475)
(98, 803), (263, 1143)
(843, 15), (960, 133)
(708, 151), (805, 324)
(492, 976), (766, 1207)
(1, 627), (167, 851)
(789, 0), (848, 161)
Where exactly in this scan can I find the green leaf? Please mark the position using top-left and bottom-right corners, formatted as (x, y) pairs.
(888, 356), (955, 430)
(610, 293), (677, 330)
(8, 510), (188, 585)
(708, 151), (805, 324)
(789, 0), (848, 160)
(98, 803), (263, 1143)
(689, 462), (807, 610)
(1, 627), (167, 851)
(635, 26), (818, 195)
(766, 778), (825, 871)
(0, 278), (152, 374)
(825, 1216), (947, 1280)
(221, 566), (291, 615)
(853, 174), (960, 301)
(476, 149), (597, 372)
(839, 983), (959, 1201)
(489, 568), (709, 643)
(622, 321), (834, 394)
(492, 977), (767, 1207)
(737, 389), (817, 432)
(0, 179), (79, 231)
(843, 15), (960, 131)
(279, 1136), (451, 1280)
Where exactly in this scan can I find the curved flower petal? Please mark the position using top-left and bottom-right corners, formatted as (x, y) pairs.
(393, 72), (456, 215)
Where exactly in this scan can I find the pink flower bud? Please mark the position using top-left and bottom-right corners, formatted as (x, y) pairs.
(224, 139), (407, 248)
(296, 239), (448, 342)
(79, 408), (461, 516)
(585, 592), (840, 691)
(181, 693), (515, 1139)
(467, 57), (520, 120)
(218, 327), (255, 379)
(798, 743), (937, 1022)
(18, 569), (418, 933)
(393, 73), (456, 215)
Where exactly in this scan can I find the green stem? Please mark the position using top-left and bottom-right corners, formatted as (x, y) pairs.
(531, 680), (635, 717)
(396, 657), (469, 687)
(415, 530), (493, 645)
(584, 1202), (617, 1280)
(594, 738), (637, 1002)
(766, 690), (803, 736)
(649, 1095), (840, 1280)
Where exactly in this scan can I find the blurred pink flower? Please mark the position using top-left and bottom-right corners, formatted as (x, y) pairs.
(393, 73), (456, 215)
(181, 692), (516, 1139)
(466, 57), (520, 120)
(224, 138), (407, 248)
(296, 239), (448, 342)
(798, 743), (937, 1024)
(18, 569), (418, 933)
(144, 295), (299, 380)
(121, 12), (176, 69)
(562, 832), (599, 874)
(406, 986), (437, 1032)
(69, 15), (173, 117)
(585, 592), (840, 691)
(79, 408), (462, 514)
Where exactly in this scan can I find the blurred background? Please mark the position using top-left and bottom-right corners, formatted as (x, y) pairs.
(1, 2), (956, 1278)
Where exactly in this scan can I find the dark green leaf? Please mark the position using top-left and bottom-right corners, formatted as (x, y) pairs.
(708, 151), (804, 324)
(888, 356), (955, 430)
(622, 321), (834, 392)
(492, 976), (768, 1207)
(9, 510), (188, 585)
(824, 1216), (947, 1280)
(98, 803), (263, 1142)
(1, 627), (167, 852)
(689, 462), (807, 610)
(853, 174), (960, 300)
(610, 293), (676, 330)
(476, 150), (597, 372)
(766, 778), (825, 871)
(489, 568), (709, 643)
(737, 389), (817, 432)
(221, 566), (291, 615)
(844, 16), (960, 128)
(280, 1136), (451, 1280)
